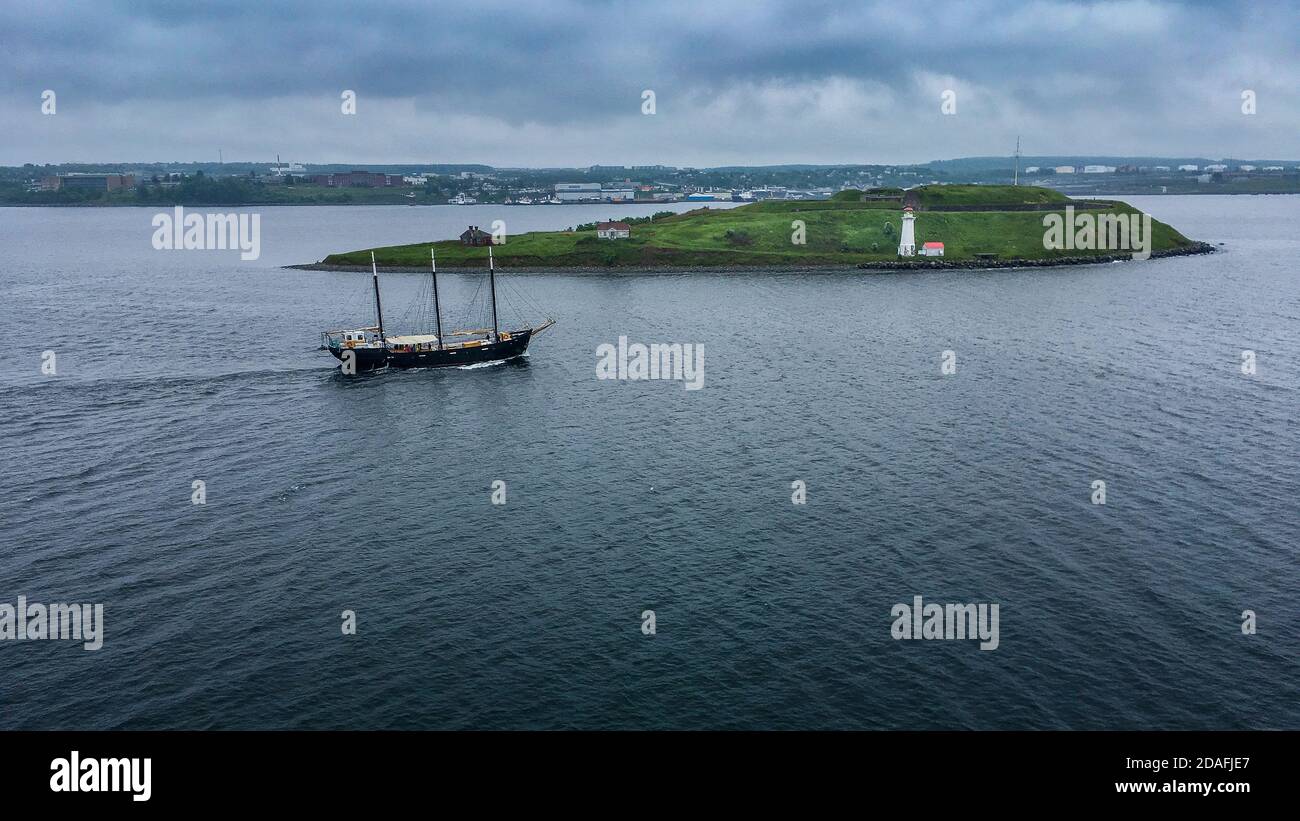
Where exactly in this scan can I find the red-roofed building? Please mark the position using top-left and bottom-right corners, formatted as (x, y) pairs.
(920, 241), (945, 257)
(596, 221), (631, 239)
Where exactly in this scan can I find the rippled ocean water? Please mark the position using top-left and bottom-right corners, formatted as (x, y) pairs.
(1, 197), (1296, 729)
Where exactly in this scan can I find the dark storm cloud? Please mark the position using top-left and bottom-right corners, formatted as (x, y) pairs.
(4, 0), (645, 119)
(1, 0), (1296, 164)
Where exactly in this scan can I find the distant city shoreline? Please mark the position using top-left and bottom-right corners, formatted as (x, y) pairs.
(4, 189), (1299, 208)
(4, 157), (1298, 207)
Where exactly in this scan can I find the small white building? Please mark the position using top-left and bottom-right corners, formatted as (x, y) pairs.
(1178, 164), (1199, 172)
(596, 221), (631, 240)
(1083, 165), (1116, 174)
(1054, 166), (1076, 174)
(1205, 164), (1228, 172)
(920, 241), (944, 257)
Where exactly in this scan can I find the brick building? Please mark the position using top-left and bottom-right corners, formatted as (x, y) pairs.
(42, 173), (136, 192)
(309, 171), (406, 188)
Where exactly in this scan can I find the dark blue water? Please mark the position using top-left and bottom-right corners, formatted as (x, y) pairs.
(2, 197), (1297, 729)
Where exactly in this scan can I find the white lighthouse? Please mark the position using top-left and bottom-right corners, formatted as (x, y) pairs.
(897, 205), (916, 256)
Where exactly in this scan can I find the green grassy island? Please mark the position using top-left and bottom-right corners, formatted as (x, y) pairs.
(313, 185), (1211, 272)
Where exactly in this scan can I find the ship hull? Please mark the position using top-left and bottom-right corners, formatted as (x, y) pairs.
(328, 330), (532, 371)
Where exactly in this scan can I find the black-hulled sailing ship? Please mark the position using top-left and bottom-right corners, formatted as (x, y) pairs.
(321, 246), (553, 372)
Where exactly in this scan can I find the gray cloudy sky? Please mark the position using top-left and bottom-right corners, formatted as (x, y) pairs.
(2, 0), (1297, 166)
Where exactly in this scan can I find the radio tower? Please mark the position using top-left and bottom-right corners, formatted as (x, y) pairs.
(1013, 136), (1022, 186)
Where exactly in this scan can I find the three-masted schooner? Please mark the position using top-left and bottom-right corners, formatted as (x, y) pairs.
(321, 247), (553, 372)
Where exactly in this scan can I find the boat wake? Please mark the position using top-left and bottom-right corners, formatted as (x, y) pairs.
(455, 357), (517, 370)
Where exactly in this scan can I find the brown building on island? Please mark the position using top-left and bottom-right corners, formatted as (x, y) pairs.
(460, 225), (493, 246)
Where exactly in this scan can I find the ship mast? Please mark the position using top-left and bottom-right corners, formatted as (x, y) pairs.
(488, 244), (499, 340)
(431, 248), (444, 350)
(370, 251), (387, 351)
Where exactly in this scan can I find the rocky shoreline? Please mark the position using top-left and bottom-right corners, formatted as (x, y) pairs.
(855, 241), (1216, 271)
(287, 242), (1216, 275)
